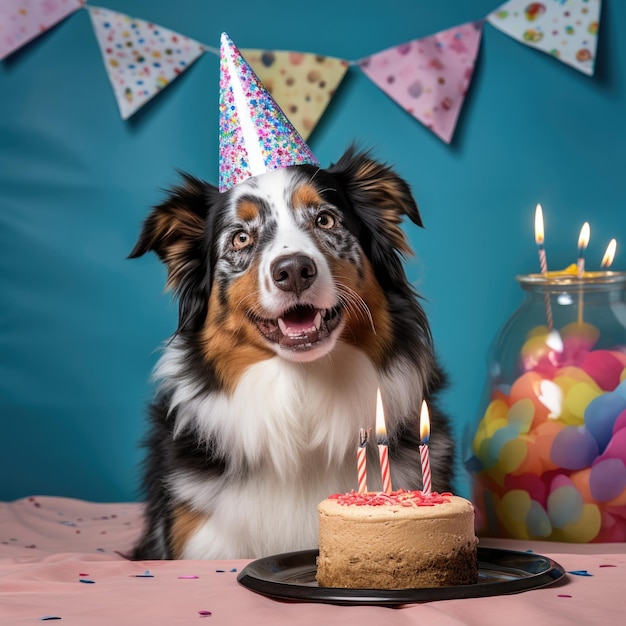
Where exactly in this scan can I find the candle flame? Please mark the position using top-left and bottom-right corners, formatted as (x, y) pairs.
(419, 401), (430, 443)
(601, 239), (617, 268)
(375, 388), (386, 437)
(578, 222), (590, 251)
(534, 204), (544, 245)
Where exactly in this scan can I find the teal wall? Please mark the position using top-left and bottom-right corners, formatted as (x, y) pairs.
(1, 0), (625, 501)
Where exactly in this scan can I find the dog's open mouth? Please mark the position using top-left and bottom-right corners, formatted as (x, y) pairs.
(254, 304), (343, 350)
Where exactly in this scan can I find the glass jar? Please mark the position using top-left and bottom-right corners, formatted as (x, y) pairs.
(469, 271), (626, 542)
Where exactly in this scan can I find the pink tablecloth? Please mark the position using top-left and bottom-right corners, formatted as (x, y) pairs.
(1, 496), (625, 625)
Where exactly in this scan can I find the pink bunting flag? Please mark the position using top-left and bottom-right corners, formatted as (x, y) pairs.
(358, 21), (483, 144)
(88, 6), (205, 120)
(488, 0), (601, 76)
(0, 0), (83, 61)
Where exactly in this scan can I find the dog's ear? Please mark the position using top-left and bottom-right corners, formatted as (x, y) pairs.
(327, 147), (422, 287)
(129, 174), (216, 331)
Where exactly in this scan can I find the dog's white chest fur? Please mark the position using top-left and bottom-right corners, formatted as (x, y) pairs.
(163, 341), (380, 559)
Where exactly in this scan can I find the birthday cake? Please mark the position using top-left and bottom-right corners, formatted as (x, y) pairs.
(316, 490), (478, 589)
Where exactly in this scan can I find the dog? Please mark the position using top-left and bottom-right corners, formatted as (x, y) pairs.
(129, 147), (454, 560)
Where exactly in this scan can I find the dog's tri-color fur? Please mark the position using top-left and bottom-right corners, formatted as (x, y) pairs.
(129, 147), (454, 560)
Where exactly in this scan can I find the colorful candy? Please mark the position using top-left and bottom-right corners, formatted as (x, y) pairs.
(472, 320), (626, 542)
(550, 426), (598, 470)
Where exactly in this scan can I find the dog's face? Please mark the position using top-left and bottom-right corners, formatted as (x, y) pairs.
(212, 167), (358, 363)
(130, 148), (424, 389)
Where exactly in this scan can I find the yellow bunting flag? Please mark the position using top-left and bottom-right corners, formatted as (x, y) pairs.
(241, 49), (349, 140)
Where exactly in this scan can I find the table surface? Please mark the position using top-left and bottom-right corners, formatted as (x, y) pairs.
(1, 496), (625, 625)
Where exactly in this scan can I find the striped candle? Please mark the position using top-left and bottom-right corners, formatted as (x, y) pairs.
(577, 222), (590, 323)
(375, 388), (392, 494)
(535, 204), (553, 330)
(378, 444), (392, 494)
(357, 428), (369, 494)
(577, 222), (590, 277)
(419, 401), (432, 495)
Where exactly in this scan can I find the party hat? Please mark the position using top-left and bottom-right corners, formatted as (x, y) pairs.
(219, 32), (320, 192)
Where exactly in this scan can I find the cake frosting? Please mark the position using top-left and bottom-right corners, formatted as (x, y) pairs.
(316, 490), (478, 589)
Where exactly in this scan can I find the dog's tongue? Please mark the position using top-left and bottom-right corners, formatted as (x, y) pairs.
(278, 306), (322, 336)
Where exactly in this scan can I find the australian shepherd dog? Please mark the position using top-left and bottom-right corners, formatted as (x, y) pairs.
(129, 147), (454, 560)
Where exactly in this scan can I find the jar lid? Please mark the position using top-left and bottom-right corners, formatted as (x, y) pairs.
(517, 271), (626, 290)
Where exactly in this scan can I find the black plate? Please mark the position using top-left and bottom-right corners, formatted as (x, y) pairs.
(237, 547), (566, 605)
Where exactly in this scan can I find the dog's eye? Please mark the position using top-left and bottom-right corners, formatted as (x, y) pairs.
(232, 230), (253, 250)
(316, 211), (336, 230)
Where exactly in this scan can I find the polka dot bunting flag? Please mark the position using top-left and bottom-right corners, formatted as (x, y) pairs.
(358, 21), (483, 144)
(241, 49), (349, 141)
(0, 2), (605, 141)
(88, 6), (205, 120)
(0, 0), (84, 61)
(487, 0), (601, 76)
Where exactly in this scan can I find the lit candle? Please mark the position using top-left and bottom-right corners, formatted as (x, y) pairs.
(534, 204), (553, 330)
(577, 222), (590, 324)
(577, 222), (590, 277)
(375, 388), (392, 494)
(601, 239), (617, 268)
(535, 204), (548, 272)
(419, 401), (432, 495)
(357, 428), (369, 494)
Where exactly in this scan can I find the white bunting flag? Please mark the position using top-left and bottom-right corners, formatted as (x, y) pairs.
(488, 0), (601, 76)
(88, 6), (205, 119)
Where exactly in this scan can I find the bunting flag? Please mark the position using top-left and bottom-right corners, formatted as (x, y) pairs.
(0, 2), (607, 142)
(487, 0), (602, 76)
(0, 0), (83, 61)
(358, 22), (483, 144)
(241, 49), (349, 140)
(88, 6), (205, 120)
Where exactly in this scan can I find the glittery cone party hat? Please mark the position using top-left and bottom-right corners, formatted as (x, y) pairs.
(219, 32), (320, 192)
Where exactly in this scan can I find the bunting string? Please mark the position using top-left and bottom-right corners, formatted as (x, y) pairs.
(0, 0), (602, 143)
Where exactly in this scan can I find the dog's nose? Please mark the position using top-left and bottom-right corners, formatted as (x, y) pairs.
(271, 254), (317, 296)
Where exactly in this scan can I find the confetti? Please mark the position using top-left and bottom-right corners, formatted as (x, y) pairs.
(178, 575), (200, 579)
(329, 490), (453, 507)
(568, 570), (593, 576)
(79, 579), (95, 584)
(198, 610), (212, 617)
(599, 564), (617, 568)
(39, 617), (62, 621)
(558, 594), (573, 598)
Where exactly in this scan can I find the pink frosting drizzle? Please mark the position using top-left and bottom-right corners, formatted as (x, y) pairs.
(328, 489), (452, 507)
